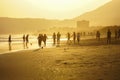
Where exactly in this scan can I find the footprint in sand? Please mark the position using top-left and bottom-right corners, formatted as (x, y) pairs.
(55, 60), (64, 63)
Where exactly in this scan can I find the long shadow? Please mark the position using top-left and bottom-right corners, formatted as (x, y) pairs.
(33, 48), (41, 52)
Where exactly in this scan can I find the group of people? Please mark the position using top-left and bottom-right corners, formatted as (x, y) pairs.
(96, 29), (112, 44)
(67, 32), (81, 44)
(96, 29), (120, 44)
(37, 32), (61, 48)
(52, 32), (61, 45)
(8, 34), (29, 50)
(7, 29), (120, 50)
(23, 34), (29, 49)
(37, 34), (47, 47)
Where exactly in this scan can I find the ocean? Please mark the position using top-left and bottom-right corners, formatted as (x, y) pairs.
(0, 34), (68, 53)
(0, 34), (97, 54)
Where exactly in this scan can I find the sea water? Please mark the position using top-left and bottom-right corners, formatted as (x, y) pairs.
(0, 34), (96, 54)
(0, 34), (68, 53)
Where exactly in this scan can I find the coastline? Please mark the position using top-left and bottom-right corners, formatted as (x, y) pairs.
(0, 37), (120, 54)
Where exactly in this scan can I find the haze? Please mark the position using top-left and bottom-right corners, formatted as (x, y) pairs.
(0, 0), (111, 20)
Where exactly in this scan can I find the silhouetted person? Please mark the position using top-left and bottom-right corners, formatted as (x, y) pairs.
(96, 31), (101, 40)
(43, 34), (47, 46)
(77, 32), (80, 44)
(38, 34), (43, 48)
(107, 29), (112, 44)
(53, 32), (56, 45)
(67, 32), (71, 44)
(8, 35), (12, 51)
(115, 30), (118, 39)
(83, 32), (86, 36)
(73, 32), (76, 44)
(118, 29), (120, 39)
(23, 34), (26, 49)
(90, 32), (94, 37)
(26, 34), (29, 48)
(57, 32), (61, 45)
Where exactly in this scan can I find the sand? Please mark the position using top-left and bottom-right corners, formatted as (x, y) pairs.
(0, 44), (120, 80)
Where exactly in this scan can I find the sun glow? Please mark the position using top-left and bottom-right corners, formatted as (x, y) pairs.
(0, 0), (111, 19)
(28, 0), (82, 11)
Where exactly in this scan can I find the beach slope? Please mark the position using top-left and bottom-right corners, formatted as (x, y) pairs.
(0, 45), (120, 80)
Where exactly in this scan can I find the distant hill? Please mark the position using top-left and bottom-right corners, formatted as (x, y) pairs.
(74, 0), (120, 26)
(0, 17), (76, 34)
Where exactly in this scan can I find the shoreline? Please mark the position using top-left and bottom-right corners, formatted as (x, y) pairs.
(0, 37), (120, 54)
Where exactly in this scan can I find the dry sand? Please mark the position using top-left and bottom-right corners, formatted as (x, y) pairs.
(0, 44), (120, 80)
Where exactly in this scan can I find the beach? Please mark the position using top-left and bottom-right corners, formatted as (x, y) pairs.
(0, 0), (120, 80)
(0, 41), (120, 80)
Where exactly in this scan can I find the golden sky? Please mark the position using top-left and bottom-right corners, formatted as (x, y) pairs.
(0, 0), (111, 20)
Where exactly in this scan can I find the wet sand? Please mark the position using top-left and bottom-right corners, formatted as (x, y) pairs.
(1, 37), (120, 54)
(0, 44), (120, 80)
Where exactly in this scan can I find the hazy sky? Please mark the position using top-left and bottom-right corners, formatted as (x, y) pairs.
(0, 0), (111, 20)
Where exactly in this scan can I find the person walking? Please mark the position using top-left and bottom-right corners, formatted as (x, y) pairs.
(115, 30), (118, 40)
(53, 32), (56, 45)
(23, 34), (26, 49)
(77, 32), (80, 44)
(73, 32), (76, 44)
(107, 29), (112, 44)
(8, 35), (12, 51)
(57, 32), (61, 45)
(118, 29), (120, 39)
(96, 31), (101, 40)
(26, 34), (29, 48)
(38, 34), (43, 48)
(43, 34), (47, 46)
(67, 32), (71, 44)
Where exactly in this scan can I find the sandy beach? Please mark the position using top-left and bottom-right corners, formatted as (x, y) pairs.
(1, 0), (120, 80)
(0, 38), (120, 80)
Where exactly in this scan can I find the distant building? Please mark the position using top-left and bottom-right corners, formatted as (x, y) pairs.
(77, 20), (89, 30)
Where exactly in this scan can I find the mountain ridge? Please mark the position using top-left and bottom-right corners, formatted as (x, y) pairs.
(74, 0), (120, 26)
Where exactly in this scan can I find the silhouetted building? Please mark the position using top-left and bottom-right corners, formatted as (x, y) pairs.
(77, 20), (89, 30)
